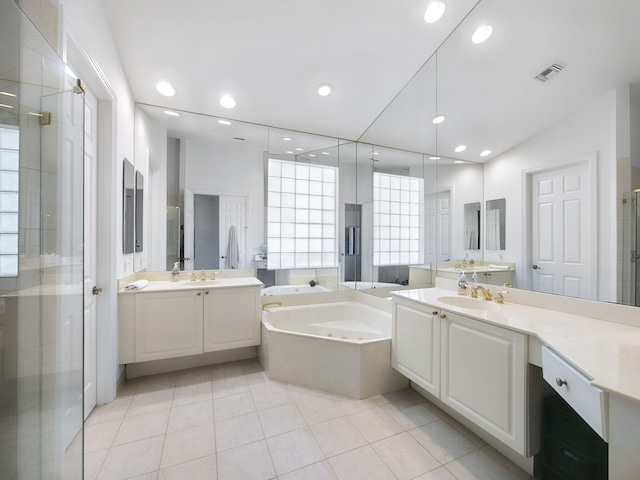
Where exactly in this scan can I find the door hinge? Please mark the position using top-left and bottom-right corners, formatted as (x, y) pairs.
(73, 79), (86, 94)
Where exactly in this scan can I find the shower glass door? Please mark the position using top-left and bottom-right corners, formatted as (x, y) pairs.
(0, 1), (85, 478)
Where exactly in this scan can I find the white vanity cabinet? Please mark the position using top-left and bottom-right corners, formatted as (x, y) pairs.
(392, 296), (529, 456)
(118, 278), (263, 364)
(203, 286), (261, 352)
(440, 310), (527, 455)
(392, 297), (440, 396)
(477, 270), (512, 286)
(134, 290), (204, 362)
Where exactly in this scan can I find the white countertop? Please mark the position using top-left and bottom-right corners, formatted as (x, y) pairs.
(119, 276), (263, 294)
(393, 287), (640, 403)
(437, 266), (514, 274)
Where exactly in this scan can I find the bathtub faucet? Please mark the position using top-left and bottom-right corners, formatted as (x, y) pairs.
(261, 301), (282, 310)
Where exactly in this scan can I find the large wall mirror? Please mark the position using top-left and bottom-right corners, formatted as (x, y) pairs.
(134, 0), (640, 306)
(122, 158), (135, 254)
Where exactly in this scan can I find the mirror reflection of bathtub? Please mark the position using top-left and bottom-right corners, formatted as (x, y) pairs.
(260, 284), (332, 296)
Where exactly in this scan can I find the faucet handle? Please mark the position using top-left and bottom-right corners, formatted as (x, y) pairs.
(495, 290), (508, 304)
(190, 272), (196, 281)
(469, 286), (478, 298)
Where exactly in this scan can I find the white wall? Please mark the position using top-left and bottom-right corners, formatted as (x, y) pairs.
(184, 139), (265, 266)
(483, 89), (618, 301)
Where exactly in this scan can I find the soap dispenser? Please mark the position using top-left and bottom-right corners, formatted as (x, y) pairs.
(457, 271), (468, 295)
(171, 262), (180, 282)
(471, 271), (478, 286)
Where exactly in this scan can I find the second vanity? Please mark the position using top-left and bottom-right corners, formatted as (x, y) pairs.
(118, 274), (262, 364)
(391, 285), (640, 479)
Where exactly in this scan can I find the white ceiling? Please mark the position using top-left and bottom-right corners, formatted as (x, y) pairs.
(103, 0), (640, 162)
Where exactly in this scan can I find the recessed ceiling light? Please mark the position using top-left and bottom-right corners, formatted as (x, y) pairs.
(164, 110), (180, 117)
(432, 114), (446, 124)
(218, 120), (232, 125)
(0, 91), (17, 97)
(317, 84), (332, 96)
(286, 151), (294, 154)
(454, 160), (465, 164)
(309, 154), (316, 157)
(0, 103), (13, 109)
(472, 25), (493, 44)
(424, 1), (446, 24)
(282, 137), (292, 141)
(220, 95), (236, 109)
(373, 152), (379, 155)
(429, 156), (441, 160)
(156, 82), (176, 96)
(480, 150), (492, 157)
(455, 145), (467, 153)
(321, 152), (330, 155)
(295, 148), (303, 151)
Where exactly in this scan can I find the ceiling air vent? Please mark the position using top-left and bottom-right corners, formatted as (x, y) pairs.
(535, 63), (565, 82)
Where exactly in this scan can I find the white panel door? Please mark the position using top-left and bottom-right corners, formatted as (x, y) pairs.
(425, 190), (451, 263)
(531, 161), (594, 298)
(83, 87), (98, 419)
(219, 195), (246, 269)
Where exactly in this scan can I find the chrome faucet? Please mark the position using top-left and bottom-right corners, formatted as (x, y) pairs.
(474, 285), (493, 301)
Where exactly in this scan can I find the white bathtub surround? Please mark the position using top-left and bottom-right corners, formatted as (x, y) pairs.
(260, 301), (407, 399)
(261, 284), (332, 296)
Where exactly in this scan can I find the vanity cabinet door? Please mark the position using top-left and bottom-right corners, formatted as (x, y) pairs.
(480, 271), (512, 286)
(392, 298), (440, 396)
(134, 290), (204, 362)
(203, 286), (261, 352)
(440, 310), (527, 455)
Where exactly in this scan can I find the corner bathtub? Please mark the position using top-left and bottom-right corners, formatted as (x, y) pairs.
(261, 284), (332, 296)
(259, 302), (407, 399)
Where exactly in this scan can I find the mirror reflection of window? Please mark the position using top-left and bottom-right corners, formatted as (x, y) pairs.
(373, 172), (424, 266)
(0, 125), (19, 277)
(266, 158), (338, 269)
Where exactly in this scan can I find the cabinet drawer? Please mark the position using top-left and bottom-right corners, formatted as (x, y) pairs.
(541, 346), (608, 441)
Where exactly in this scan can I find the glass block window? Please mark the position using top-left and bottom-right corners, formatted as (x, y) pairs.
(373, 172), (424, 266)
(267, 158), (338, 269)
(0, 126), (19, 277)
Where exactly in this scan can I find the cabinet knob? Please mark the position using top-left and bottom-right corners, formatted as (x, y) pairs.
(432, 311), (438, 315)
(555, 377), (567, 387)
(205, 291), (209, 294)
(197, 292), (201, 296)
(440, 314), (447, 319)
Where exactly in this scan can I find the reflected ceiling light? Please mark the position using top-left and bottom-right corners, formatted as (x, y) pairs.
(295, 148), (304, 151)
(472, 25), (493, 44)
(220, 95), (236, 108)
(156, 81), (176, 96)
(218, 120), (232, 125)
(164, 110), (180, 116)
(480, 150), (492, 157)
(454, 160), (465, 164)
(309, 154), (316, 157)
(286, 151), (294, 154)
(429, 156), (441, 160)
(424, 0), (446, 23)
(321, 151), (330, 155)
(282, 137), (292, 141)
(454, 145), (467, 152)
(28, 112), (43, 117)
(0, 91), (17, 97)
(0, 103), (13, 109)
(373, 152), (379, 155)
(317, 84), (332, 96)
(432, 114), (446, 124)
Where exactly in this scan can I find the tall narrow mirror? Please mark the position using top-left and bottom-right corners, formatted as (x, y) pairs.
(123, 158), (135, 254)
(135, 170), (144, 252)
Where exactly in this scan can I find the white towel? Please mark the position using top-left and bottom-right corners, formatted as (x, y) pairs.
(125, 279), (149, 290)
(488, 264), (509, 270)
(226, 225), (239, 269)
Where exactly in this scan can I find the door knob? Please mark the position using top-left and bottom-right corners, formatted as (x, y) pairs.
(532, 265), (541, 270)
(92, 286), (103, 295)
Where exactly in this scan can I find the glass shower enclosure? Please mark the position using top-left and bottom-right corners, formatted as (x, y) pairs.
(1, 0), (86, 478)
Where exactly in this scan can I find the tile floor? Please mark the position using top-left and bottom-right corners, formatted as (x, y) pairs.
(84, 359), (533, 480)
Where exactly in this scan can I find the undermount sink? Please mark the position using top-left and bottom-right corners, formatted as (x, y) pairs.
(437, 295), (502, 311)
